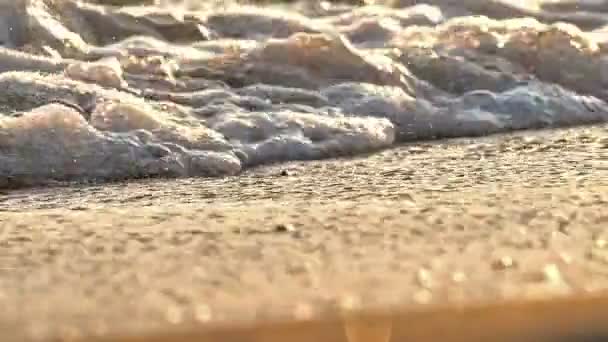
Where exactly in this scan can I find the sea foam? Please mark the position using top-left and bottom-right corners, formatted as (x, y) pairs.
(1, 0), (608, 186)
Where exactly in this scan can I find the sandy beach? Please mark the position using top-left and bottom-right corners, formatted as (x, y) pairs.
(2, 124), (608, 341)
(3, 0), (608, 340)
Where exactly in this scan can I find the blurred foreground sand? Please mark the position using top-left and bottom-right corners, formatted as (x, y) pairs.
(1, 124), (608, 341)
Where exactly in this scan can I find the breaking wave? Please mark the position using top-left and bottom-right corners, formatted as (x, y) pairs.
(2, 0), (608, 186)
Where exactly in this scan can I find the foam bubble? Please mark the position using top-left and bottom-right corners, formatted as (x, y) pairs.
(65, 57), (127, 90)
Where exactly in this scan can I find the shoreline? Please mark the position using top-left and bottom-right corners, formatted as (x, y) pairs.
(1, 123), (607, 341)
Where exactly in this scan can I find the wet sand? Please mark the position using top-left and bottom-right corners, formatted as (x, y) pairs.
(2, 124), (608, 341)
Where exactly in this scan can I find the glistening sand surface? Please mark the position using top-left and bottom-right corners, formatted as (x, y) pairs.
(1, 124), (608, 341)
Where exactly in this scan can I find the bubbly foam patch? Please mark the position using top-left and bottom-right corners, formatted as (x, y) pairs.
(2, 0), (608, 186)
(0, 104), (242, 183)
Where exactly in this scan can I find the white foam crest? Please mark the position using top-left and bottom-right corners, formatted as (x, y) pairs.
(2, 0), (608, 186)
(208, 110), (395, 165)
(0, 104), (242, 184)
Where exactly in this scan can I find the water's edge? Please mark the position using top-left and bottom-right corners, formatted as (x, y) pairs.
(2, 0), (608, 187)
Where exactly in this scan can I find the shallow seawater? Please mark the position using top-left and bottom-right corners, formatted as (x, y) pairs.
(2, 0), (608, 187)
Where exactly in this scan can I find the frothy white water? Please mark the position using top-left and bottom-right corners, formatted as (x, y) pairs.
(2, 0), (608, 186)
